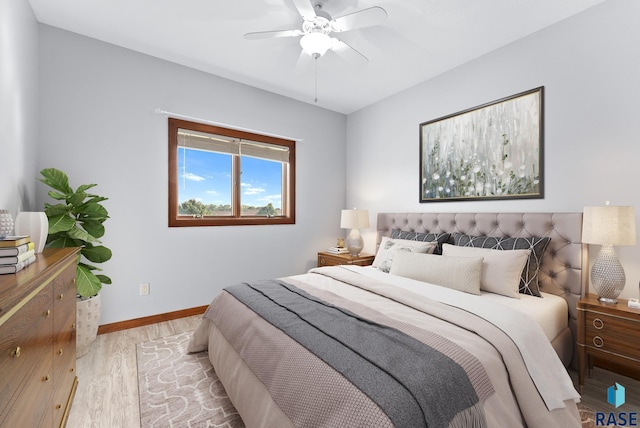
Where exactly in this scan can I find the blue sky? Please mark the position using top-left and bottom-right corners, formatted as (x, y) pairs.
(178, 148), (282, 208)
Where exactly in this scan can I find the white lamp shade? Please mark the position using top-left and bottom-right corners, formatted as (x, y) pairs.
(340, 209), (369, 229)
(582, 206), (636, 246)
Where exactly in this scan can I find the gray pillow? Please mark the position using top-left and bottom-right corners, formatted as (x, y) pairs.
(453, 233), (551, 297)
(390, 230), (451, 255)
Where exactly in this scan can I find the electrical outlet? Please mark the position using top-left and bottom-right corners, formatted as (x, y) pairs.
(140, 283), (150, 296)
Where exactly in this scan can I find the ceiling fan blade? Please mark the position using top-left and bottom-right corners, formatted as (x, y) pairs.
(331, 6), (387, 32)
(330, 38), (368, 65)
(244, 29), (303, 40)
(291, 0), (317, 21)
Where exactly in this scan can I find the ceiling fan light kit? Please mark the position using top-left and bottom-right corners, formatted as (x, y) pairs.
(300, 32), (331, 57)
(244, 0), (386, 60)
(244, 0), (387, 101)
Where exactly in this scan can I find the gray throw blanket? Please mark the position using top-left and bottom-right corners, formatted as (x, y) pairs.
(225, 280), (486, 428)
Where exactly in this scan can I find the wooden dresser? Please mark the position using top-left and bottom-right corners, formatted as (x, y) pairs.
(0, 248), (80, 427)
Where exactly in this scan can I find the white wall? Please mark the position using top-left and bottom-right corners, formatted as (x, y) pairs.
(11, 0), (639, 324)
(0, 0), (39, 215)
(37, 25), (347, 324)
(347, 0), (640, 298)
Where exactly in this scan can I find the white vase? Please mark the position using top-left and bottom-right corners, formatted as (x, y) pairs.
(14, 211), (49, 253)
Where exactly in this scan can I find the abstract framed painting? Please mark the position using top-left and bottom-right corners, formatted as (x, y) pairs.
(420, 87), (543, 202)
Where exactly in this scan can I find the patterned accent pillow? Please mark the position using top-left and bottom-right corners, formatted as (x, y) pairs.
(390, 230), (451, 255)
(372, 237), (437, 273)
(453, 233), (551, 297)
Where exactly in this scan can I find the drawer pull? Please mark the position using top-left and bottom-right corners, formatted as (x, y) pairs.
(43, 375), (51, 382)
(593, 336), (604, 348)
(58, 293), (64, 300)
(13, 347), (21, 358)
(55, 404), (62, 410)
(58, 349), (64, 355)
(44, 309), (51, 317)
(72, 278), (76, 284)
(70, 367), (75, 373)
(592, 318), (604, 329)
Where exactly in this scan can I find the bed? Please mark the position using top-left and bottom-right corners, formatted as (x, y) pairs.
(188, 212), (587, 428)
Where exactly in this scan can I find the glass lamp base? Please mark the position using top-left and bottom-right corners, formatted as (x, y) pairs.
(591, 245), (625, 304)
(345, 228), (363, 257)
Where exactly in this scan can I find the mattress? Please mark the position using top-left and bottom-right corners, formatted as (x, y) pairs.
(482, 291), (568, 341)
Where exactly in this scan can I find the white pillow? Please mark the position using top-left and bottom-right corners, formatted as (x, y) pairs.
(442, 244), (530, 298)
(390, 251), (483, 295)
(373, 237), (437, 273)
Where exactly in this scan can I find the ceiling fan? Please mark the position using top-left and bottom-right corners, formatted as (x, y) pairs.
(244, 0), (387, 64)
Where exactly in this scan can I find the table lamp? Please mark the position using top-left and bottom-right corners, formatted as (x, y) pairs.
(582, 203), (637, 303)
(340, 209), (369, 256)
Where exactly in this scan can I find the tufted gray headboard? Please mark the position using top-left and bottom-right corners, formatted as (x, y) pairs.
(377, 212), (588, 366)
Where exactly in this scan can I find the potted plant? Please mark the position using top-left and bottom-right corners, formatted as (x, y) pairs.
(40, 167), (112, 357)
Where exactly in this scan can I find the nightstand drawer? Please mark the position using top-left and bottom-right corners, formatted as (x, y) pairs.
(584, 311), (640, 359)
(318, 255), (336, 266)
(317, 252), (375, 267)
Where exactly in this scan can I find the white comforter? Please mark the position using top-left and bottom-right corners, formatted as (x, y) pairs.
(303, 266), (579, 411)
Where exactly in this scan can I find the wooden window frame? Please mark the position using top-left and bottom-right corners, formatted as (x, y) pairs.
(168, 118), (296, 227)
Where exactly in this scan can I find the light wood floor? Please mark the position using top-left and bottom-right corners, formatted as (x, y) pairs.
(67, 315), (639, 427)
(66, 315), (203, 428)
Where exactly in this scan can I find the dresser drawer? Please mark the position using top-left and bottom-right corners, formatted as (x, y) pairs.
(0, 286), (54, 427)
(585, 311), (640, 360)
(52, 266), (77, 427)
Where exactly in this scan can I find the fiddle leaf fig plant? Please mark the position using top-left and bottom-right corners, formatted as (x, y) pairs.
(40, 168), (112, 298)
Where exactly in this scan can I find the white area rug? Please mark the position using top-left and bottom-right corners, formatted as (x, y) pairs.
(136, 331), (245, 428)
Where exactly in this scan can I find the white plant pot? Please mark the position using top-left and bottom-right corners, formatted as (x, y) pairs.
(76, 293), (102, 358)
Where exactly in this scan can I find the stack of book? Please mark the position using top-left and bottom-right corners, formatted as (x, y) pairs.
(0, 236), (36, 274)
(326, 246), (349, 254)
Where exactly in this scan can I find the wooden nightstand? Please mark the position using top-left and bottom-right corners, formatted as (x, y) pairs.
(577, 293), (640, 389)
(317, 251), (375, 267)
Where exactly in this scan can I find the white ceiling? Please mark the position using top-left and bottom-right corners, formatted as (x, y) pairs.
(28, 0), (606, 114)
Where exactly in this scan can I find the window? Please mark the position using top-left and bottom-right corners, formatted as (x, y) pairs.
(168, 118), (295, 226)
